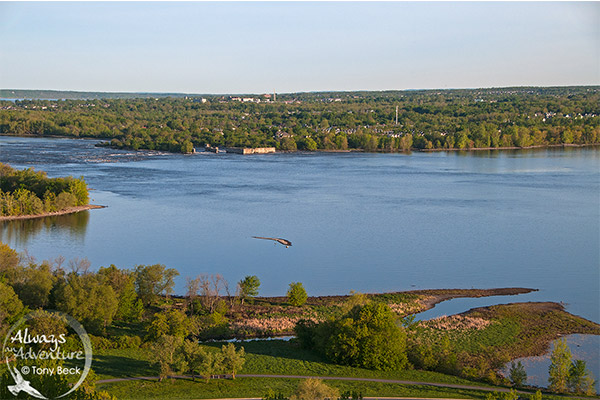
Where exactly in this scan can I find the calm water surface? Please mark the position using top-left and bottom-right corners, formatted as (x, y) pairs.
(502, 334), (600, 392)
(1, 136), (599, 325)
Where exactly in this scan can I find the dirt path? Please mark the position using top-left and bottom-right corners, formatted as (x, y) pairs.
(96, 373), (597, 399)
(96, 373), (512, 394)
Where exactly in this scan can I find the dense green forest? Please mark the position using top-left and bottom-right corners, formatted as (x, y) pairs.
(1, 86), (598, 153)
(0, 163), (89, 217)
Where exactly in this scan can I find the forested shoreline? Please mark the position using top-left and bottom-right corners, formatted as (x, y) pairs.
(0, 163), (89, 217)
(1, 86), (598, 154)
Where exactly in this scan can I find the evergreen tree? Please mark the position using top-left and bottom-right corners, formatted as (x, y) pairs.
(287, 282), (308, 306)
(568, 360), (596, 395)
(238, 275), (260, 305)
(509, 361), (527, 387)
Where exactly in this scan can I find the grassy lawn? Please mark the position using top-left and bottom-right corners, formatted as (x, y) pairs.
(236, 340), (482, 386)
(93, 340), (483, 387)
(97, 377), (491, 400)
(97, 377), (588, 400)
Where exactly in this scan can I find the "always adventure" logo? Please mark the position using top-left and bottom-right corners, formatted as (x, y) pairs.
(2, 310), (93, 399)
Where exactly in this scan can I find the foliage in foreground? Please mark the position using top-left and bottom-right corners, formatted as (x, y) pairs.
(548, 338), (596, 395)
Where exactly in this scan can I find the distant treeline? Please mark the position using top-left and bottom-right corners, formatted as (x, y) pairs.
(0, 89), (196, 100)
(0, 163), (89, 216)
(1, 86), (598, 153)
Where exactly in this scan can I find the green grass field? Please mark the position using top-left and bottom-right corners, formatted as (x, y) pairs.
(96, 376), (588, 400)
(93, 339), (482, 387)
(97, 377), (490, 400)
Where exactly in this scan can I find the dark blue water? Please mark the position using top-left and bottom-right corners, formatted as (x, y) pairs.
(1, 136), (598, 324)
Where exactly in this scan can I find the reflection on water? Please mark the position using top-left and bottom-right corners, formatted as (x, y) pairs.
(0, 211), (89, 247)
(502, 334), (600, 392)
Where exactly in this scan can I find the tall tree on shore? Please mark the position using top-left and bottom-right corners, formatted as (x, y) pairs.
(134, 264), (179, 306)
(186, 276), (201, 315)
(509, 361), (527, 387)
(568, 360), (596, 395)
(238, 275), (260, 305)
(548, 338), (572, 393)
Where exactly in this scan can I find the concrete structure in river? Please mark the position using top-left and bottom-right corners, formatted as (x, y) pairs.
(224, 147), (276, 155)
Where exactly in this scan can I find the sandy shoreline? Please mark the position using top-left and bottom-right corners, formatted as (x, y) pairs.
(0, 204), (106, 221)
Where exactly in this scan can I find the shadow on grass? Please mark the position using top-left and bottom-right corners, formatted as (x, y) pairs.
(105, 321), (146, 337)
(92, 353), (156, 378)
(203, 339), (329, 364)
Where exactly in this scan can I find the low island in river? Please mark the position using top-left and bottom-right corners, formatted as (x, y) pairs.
(0, 162), (97, 220)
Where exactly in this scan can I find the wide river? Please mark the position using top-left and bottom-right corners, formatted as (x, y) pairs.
(1, 136), (599, 324)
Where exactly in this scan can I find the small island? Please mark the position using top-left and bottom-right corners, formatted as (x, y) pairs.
(0, 162), (102, 220)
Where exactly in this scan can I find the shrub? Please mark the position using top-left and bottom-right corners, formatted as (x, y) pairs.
(296, 303), (408, 371)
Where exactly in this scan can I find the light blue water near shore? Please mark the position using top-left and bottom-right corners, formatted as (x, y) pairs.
(1, 136), (599, 324)
(502, 334), (600, 392)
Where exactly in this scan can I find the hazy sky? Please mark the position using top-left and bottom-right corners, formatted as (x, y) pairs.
(0, 2), (598, 94)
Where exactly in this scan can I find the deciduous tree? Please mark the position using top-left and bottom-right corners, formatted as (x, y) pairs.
(134, 264), (179, 306)
(221, 342), (245, 379)
(548, 338), (571, 393)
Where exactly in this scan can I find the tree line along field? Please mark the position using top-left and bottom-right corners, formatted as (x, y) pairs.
(0, 86), (598, 153)
(1, 237), (598, 399)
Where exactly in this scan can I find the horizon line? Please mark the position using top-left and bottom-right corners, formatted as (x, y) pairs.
(2, 84), (599, 98)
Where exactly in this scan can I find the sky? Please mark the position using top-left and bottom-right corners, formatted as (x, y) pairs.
(0, 2), (598, 94)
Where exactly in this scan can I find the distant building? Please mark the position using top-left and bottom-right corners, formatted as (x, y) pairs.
(225, 147), (276, 155)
